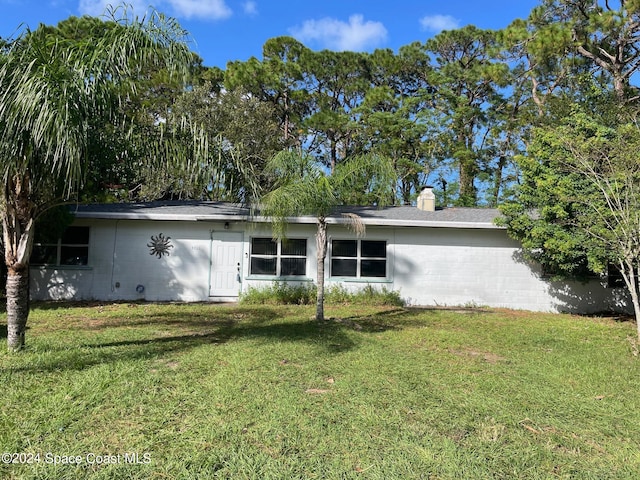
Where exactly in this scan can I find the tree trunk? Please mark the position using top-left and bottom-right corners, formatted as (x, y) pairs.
(3, 174), (37, 351)
(6, 268), (30, 351)
(330, 136), (337, 174)
(624, 262), (640, 341)
(631, 291), (640, 343)
(490, 156), (506, 207)
(531, 75), (546, 117)
(315, 217), (327, 321)
(458, 159), (477, 206)
(620, 260), (640, 341)
(613, 75), (626, 103)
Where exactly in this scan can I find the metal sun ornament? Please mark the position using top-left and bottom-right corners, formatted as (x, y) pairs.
(148, 233), (173, 259)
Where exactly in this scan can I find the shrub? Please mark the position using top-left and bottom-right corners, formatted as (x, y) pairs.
(240, 281), (316, 305)
(326, 284), (405, 306)
(324, 284), (351, 305)
(240, 282), (404, 307)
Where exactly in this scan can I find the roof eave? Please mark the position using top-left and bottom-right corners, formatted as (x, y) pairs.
(73, 212), (249, 222)
(73, 212), (502, 229)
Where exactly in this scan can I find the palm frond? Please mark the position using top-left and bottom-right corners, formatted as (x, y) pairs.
(258, 150), (398, 240)
(0, 7), (195, 204)
(341, 212), (366, 237)
(261, 174), (336, 239)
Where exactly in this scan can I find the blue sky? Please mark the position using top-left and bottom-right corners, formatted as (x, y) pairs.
(1, 0), (542, 68)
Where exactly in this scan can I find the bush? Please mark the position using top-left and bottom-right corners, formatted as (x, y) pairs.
(240, 281), (316, 305)
(240, 282), (404, 307)
(324, 284), (351, 305)
(326, 284), (405, 306)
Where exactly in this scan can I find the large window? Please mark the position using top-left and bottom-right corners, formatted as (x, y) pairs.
(606, 263), (640, 289)
(250, 238), (307, 276)
(32, 226), (90, 266)
(331, 239), (387, 278)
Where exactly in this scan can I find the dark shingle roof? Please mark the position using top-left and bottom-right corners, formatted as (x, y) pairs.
(72, 201), (503, 229)
(335, 205), (500, 225)
(72, 201), (249, 218)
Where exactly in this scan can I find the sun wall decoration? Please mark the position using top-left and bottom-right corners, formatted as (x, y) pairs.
(148, 233), (174, 258)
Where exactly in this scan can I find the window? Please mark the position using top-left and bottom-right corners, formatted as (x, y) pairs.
(331, 240), (387, 278)
(32, 226), (89, 266)
(250, 237), (307, 276)
(606, 263), (640, 289)
(607, 264), (624, 288)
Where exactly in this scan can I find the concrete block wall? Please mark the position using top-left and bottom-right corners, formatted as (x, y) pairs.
(29, 219), (630, 314)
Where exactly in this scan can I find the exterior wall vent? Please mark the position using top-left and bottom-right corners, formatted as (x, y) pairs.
(417, 186), (436, 212)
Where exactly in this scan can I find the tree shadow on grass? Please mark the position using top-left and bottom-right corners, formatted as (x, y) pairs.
(88, 317), (355, 352)
(5, 305), (407, 373)
(1, 304), (495, 368)
(332, 306), (491, 332)
(331, 307), (418, 332)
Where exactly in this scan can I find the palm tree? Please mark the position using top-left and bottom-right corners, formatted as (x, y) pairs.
(0, 8), (196, 350)
(259, 150), (397, 321)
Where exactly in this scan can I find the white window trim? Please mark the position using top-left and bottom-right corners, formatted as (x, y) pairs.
(249, 237), (308, 277)
(330, 239), (388, 280)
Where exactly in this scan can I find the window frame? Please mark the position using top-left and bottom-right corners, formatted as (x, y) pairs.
(330, 239), (388, 279)
(31, 226), (90, 267)
(249, 237), (308, 277)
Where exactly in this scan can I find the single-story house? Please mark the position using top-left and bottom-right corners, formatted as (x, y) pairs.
(29, 188), (630, 314)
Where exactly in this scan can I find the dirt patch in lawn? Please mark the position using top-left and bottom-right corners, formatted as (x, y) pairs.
(448, 347), (506, 364)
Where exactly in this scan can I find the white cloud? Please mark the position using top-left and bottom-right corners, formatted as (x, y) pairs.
(419, 14), (460, 33)
(167, 0), (232, 20)
(290, 14), (387, 51)
(243, 1), (257, 16)
(78, 0), (232, 20)
(78, 0), (149, 17)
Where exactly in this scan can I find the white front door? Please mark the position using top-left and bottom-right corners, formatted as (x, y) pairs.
(209, 232), (243, 298)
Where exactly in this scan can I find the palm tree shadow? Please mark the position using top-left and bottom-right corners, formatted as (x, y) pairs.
(89, 318), (355, 352)
(7, 305), (393, 373)
(334, 307), (417, 332)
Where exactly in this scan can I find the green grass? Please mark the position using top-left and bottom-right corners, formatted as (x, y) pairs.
(1, 302), (639, 479)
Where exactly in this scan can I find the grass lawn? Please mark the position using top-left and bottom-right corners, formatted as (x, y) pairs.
(0, 302), (639, 479)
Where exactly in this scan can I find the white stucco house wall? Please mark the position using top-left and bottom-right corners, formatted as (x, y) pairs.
(29, 190), (630, 314)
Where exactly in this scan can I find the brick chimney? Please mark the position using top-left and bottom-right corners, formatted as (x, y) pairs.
(417, 186), (436, 212)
